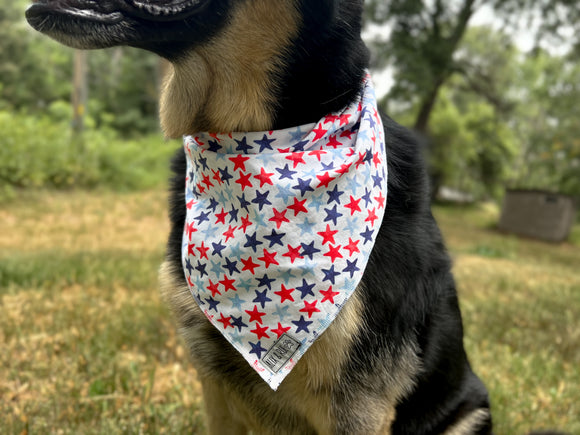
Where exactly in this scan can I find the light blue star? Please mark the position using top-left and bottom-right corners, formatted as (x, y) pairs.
(345, 216), (360, 237)
(318, 313), (333, 329)
(348, 174), (362, 196)
(296, 216), (315, 235)
(255, 152), (277, 164)
(273, 305), (290, 322)
(228, 330), (244, 346)
(217, 190), (229, 204)
(229, 242), (243, 259)
(203, 223), (219, 239)
(210, 259), (222, 276)
(214, 152), (227, 161)
(251, 208), (268, 229)
(228, 293), (246, 311)
(308, 192), (325, 212)
(275, 183), (294, 204)
(301, 167), (318, 180)
(298, 257), (316, 277)
(236, 277), (253, 293)
(289, 126), (305, 142)
(279, 268), (297, 285)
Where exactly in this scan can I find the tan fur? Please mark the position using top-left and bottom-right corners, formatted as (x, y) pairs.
(444, 409), (491, 435)
(160, 0), (300, 138)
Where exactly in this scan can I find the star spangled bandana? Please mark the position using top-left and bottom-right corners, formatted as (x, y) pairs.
(181, 74), (387, 390)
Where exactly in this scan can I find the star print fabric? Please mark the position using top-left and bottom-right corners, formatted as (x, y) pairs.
(182, 75), (387, 390)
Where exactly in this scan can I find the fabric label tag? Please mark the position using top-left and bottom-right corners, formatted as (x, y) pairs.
(261, 334), (301, 373)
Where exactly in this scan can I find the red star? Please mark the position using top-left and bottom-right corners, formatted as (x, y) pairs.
(207, 279), (221, 297)
(287, 197), (308, 216)
(250, 324), (270, 340)
(344, 237), (360, 256)
(355, 151), (366, 169)
(196, 241), (209, 259)
(241, 256), (260, 275)
(245, 305), (266, 324)
(271, 322), (292, 339)
(274, 284), (295, 303)
(215, 208), (228, 225)
(212, 169), (223, 185)
(219, 274), (237, 292)
(338, 114), (351, 126)
(340, 129), (354, 139)
(269, 208), (290, 229)
(336, 162), (352, 176)
(217, 313), (233, 330)
(320, 286), (340, 303)
(365, 207), (379, 226)
(258, 248), (279, 269)
(196, 182), (206, 194)
(235, 171), (253, 191)
(317, 224), (338, 245)
(254, 167), (274, 187)
(316, 172), (335, 188)
(186, 199), (196, 210)
(187, 221), (197, 240)
(187, 276), (195, 288)
(323, 114), (339, 124)
(344, 195), (362, 215)
(375, 192), (386, 209)
(282, 244), (303, 263)
(187, 243), (196, 257)
(373, 151), (382, 168)
(300, 300), (321, 318)
(202, 173), (214, 189)
(229, 154), (250, 171)
(240, 214), (252, 233)
(223, 225), (237, 242)
(326, 135), (341, 149)
(285, 152), (306, 168)
(308, 149), (326, 161)
(312, 125), (328, 141)
(324, 244), (343, 262)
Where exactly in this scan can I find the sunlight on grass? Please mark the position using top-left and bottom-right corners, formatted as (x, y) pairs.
(1, 192), (578, 433)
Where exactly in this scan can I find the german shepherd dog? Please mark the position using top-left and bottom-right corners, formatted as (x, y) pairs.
(27, 1), (492, 433)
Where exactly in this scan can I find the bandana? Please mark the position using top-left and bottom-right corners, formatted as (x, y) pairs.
(181, 74), (387, 390)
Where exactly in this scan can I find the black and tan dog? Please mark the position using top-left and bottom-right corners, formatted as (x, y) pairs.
(27, 1), (492, 433)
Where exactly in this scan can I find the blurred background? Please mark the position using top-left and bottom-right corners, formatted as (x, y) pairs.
(1, 0), (579, 433)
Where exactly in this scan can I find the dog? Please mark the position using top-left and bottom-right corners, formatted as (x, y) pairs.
(26, 1), (492, 433)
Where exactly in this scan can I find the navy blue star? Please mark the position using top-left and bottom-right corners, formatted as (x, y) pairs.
(244, 232), (263, 253)
(205, 296), (220, 312)
(235, 137), (253, 153)
(322, 264), (340, 284)
(237, 193), (251, 211)
(276, 164), (297, 180)
(206, 197), (220, 212)
(194, 210), (210, 225)
(199, 156), (209, 171)
(293, 177), (314, 197)
(253, 289), (272, 309)
(360, 226), (374, 244)
(326, 185), (344, 205)
(324, 204), (343, 225)
(185, 258), (194, 274)
(321, 161), (335, 171)
(195, 260), (208, 277)
(296, 279), (315, 299)
(207, 140), (222, 152)
(361, 187), (372, 207)
(343, 258), (360, 278)
(372, 173), (383, 188)
(256, 273), (275, 290)
(254, 134), (275, 152)
(219, 167), (233, 185)
(231, 315), (248, 332)
(300, 241), (321, 260)
(188, 170), (195, 183)
(263, 229), (285, 247)
(364, 149), (373, 164)
(229, 206), (239, 223)
(292, 139), (310, 152)
(223, 258), (240, 275)
(211, 241), (227, 257)
(292, 315), (313, 333)
(249, 340), (267, 359)
(252, 190), (272, 211)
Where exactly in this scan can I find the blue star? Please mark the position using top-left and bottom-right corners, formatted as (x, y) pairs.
(364, 148), (373, 164)
(343, 258), (360, 278)
(326, 185), (344, 205)
(309, 192), (325, 212)
(184, 258), (194, 274)
(253, 289), (272, 309)
(223, 258), (240, 275)
(293, 178), (314, 197)
(275, 183), (294, 204)
(274, 305), (290, 322)
(361, 187), (372, 207)
(296, 279), (315, 299)
(195, 260), (208, 277)
(251, 209), (269, 229)
(345, 216), (360, 237)
(256, 273), (275, 290)
(322, 265), (340, 284)
(292, 315), (313, 334)
(289, 126), (305, 142)
(228, 330), (244, 346)
(318, 313), (333, 329)
(349, 176), (362, 195)
(216, 190), (229, 205)
(237, 193), (251, 211)
(235, 137), (253, 153)
(301, 241), (321, 260)
(263, 229), (285, 247)
(324, 204), (343, 226)
(236, 277), (253, 292)
(292, 139), (310, 152)
(199, 156), (209, 171)
(254, 134), (276, 152)
(203, 224), (219, 239)
(360, 226), (374, 244)
(205, 296), (220, 312)
(194, 210), (210, 225)
(229, 294), (246, 311)
(229, 242), (243, 258)
(276, 164), (297, 180)
(320, 161), (334, 171)
(206, 197), (220, 212)
(207, 140), (222, 152)
(229, 206), (239, 223)
(372, 173), (383, 188)
(296, 217), (315, 235)
(252, 190), (272, 211)
(244, 231), (263, 253)
(298, 258), (316, 277)
(219, 167), (233, 185)
(210, 259), (222, 276)
(249, 341), (267, 359)
(231, 315), (248, 332)
(279, 268), (296, 284)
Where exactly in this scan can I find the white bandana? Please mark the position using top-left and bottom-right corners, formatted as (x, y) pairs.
(182, 74), (387, 390)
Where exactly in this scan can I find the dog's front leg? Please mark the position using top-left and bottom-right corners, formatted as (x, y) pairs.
(200, 377), (248, 435)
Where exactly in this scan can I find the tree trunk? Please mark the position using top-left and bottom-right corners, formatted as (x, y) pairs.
(413, 79), (443, 134)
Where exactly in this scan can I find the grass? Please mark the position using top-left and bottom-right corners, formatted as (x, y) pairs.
(1, 191), (579, 434)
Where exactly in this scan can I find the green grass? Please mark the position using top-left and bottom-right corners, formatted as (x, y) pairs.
(1, 192), (579, 434)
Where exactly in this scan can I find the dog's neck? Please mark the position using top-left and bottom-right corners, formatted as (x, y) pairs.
(159, 0), (369, 138)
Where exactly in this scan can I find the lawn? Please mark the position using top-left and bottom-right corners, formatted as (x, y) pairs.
(1, 190), (579, 434)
